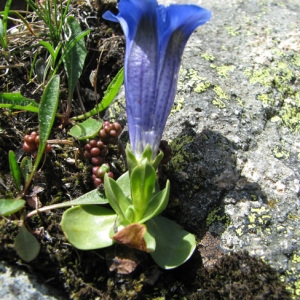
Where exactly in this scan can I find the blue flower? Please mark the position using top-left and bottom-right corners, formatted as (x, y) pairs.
(103, 0), (211, 159)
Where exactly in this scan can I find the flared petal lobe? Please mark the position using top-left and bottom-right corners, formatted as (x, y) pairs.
(103, 0), (211, 158)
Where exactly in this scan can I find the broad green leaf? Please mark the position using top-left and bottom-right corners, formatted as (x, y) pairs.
(0, 199), (26, 216)
(61, 205), (116, 250)
(104, 174), (132, 222)
(8, 150), (21, 191)
(146, 216), (196, 269)
(0, 92), (39, 113)
(131, 161), (156, 222)
(68, 118), (103, 140)
(14, 224), (40, 262)
(71, 67), (124, 121)
(139, 180), (170, 224)
(62, 16), (88, 97)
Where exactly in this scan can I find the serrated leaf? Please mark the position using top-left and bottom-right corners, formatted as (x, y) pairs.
(68, 118), (103, 140)
(14, 225), (40, 262)
(61, 205), (116, 250)
(0, 199), (26, 216)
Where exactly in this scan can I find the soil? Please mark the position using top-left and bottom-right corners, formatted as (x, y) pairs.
(0, 1), (292, 299)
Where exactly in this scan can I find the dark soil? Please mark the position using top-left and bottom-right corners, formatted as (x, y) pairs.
(0, 1), (291, 299)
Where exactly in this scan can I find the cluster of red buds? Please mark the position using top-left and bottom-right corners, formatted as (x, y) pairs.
(22, 131), (52, 158)
(84, 121), (122, 187)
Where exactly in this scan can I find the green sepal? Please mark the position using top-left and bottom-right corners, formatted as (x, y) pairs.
(130, 160), (156, 222)
(139, 180), (170, 224)
(104, 173), (132, 221)
(125, 144), (138, 174)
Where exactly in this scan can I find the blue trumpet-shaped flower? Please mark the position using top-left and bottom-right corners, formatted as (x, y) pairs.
(103, 0), (211, 159)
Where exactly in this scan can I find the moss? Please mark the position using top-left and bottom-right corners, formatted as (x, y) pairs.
(206, 207), (230, 228)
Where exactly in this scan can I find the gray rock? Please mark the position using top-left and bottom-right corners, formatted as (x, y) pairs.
(0, 262), (66, 300)
(160, 0), (300, 296)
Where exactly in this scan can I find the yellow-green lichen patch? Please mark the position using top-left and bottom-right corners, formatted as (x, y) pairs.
(169, 135), (195, 173)
(210, 64), (235, 79)
(273, 146), (290, 159)
(177, 68), (212, 95)
(245, 50), (300, 132)
(212, 86), (229, 108)
(170, 97), (184, 115)
(201, 52), (215, 62)
(225, 26), (241, 36)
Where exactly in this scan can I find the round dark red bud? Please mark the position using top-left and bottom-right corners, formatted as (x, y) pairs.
(109, 130), (117, 137)
(99, 129), (108, 139)
(89, 139), (97, 148)
(113, 122), (122, 135)
(91, 156), (102, 165)
(107, 171), (114, 179)
(92, 166), (100, 175)
(97, 140), (104, 148)
(34, 135), (40, 144)
(84, 144), (91, 151)
(84, 150), (91, 159)
(90, 147), (100, 157)
(45, 143), (52, 153)
(23, 141), (33, 152)
(93, 177), (103, 187)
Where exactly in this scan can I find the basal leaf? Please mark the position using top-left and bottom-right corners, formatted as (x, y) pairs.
(0, 92), (39, 113)
(61, 205), (116, 250)
(0, 199), (26, 216)
(14, 224), (40, 262)
(146, 216), (196, 269)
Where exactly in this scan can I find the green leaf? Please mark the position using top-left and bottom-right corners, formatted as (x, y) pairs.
(24, 75), (60, 193)
(0, 199), (26, 216)
(20, 156), (32, 183)
(68, 118), (103, 140)
(37, 75), (60, 158)
(55, 189), (108, 207)
(0, 92), (39, 113)
(146, 216), (196, 269)
(104, 174), (132, 222)
(62, 16), (88, 97)
(131, 161), (156, 222)
(8, 150), (21, 191)
(71, 67), (124, 121)
(61, 205), (116, 250)
(116, 171), (131, 198)
(14, 225), (40, 262)
(139, 180), (170, 224)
